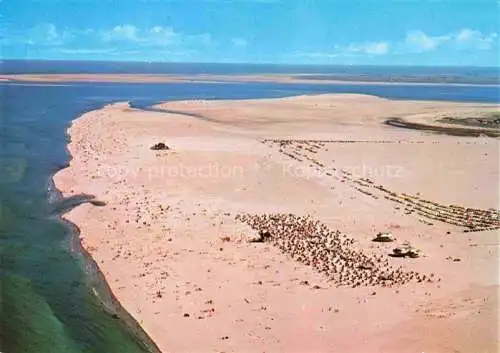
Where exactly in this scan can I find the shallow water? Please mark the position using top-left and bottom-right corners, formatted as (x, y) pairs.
(0, 75), (498, 353)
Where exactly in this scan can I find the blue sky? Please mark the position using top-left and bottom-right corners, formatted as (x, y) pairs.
(1, 0), (499, 66)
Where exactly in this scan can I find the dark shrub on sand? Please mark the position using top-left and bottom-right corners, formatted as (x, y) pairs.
(151, 142), (170, 150)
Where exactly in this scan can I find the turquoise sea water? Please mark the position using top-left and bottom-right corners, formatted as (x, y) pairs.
(0, 62), (499, 353)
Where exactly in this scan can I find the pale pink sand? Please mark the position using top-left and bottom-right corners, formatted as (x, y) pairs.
(54, 94), (499, 353)
(1, 73), (496, 87)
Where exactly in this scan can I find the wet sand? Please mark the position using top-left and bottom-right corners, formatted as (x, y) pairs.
(54, 94), (499, 352)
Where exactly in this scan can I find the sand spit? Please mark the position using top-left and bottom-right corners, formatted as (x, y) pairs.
(54, 94), (499, 353)
(2, 73), (499, 87)
(385, 118), (500, 138)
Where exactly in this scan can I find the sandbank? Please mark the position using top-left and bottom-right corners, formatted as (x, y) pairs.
(2, 73), (499, 87)
(54, 94), (499, 352)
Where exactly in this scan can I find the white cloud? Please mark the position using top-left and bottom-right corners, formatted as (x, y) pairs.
(405, 28), (497, 52)
(99, 25), (210, 48)
(27, 23), (72, 45)
(0, 22), (212, 61)
(290, 27), (497, 62)
(144, 26), (177, 45)
(291, 42), (389, 60)
(38, 23), (58, 42)
(101, 25), (139, 42)
(231, 38), (248, 47)
(101, 25), (177, 44)
(346, 41), (389, 55)
(405, 30), (449, 51)
(455, 28), (497, 49)
(1, 23), (74, 46)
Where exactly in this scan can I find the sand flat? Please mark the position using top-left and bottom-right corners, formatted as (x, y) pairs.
(2, 73), (498, 86)
(54, 94), (499, 353)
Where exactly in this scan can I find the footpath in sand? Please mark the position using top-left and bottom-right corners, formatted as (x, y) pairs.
(54, 94), (499, 353)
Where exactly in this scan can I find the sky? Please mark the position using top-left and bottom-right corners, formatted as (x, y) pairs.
(1, 0), (499, 66)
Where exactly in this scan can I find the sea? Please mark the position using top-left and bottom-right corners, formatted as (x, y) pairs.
(0, 60), (498, 353)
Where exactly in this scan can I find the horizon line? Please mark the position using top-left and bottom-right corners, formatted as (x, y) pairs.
(1, 58), (498, 69)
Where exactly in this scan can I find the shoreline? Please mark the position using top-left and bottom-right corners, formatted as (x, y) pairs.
(65, 217), (161, 353)
(1, 73), (499, 87)
(54, 94), (499, 352)
(53, 108), (161, 353)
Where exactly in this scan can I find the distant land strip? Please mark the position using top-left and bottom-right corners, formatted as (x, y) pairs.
(1, 73), (499, 86)
(385, 117), (500, 137)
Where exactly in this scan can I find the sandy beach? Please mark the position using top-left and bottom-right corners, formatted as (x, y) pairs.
(53, 94), (499, 353)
